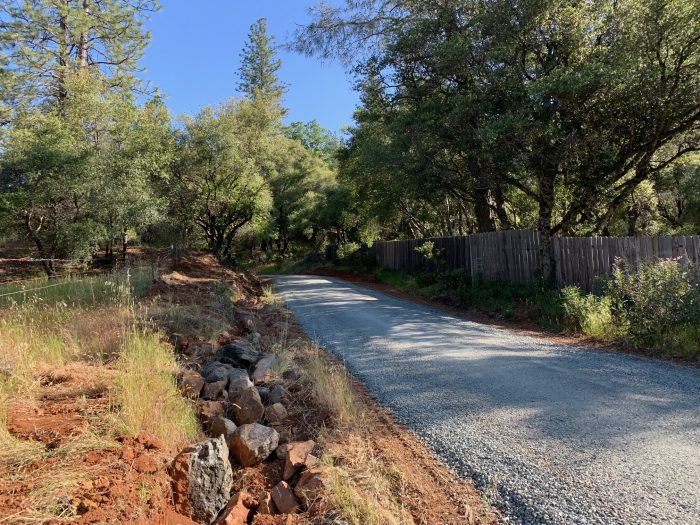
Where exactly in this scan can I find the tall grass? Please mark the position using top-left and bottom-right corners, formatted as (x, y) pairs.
(0, 270), (149, 404)
(303, 351), (363, 425)
(0, 267), (153, 309)
(299, 349), (413, 524)
(112, 330), (199, 449)
(0, 269), (151, 402)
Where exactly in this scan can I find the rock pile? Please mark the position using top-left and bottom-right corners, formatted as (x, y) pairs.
(171, 336), (328, 524)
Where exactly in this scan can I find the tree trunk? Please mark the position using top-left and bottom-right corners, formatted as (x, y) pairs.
(121, 227), (128, 265)
(537, 171), (556, 281)
(474, 186), (496, 232)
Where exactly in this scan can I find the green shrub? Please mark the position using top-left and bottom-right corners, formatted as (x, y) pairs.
(337, 242), (361, 261)
(337, 243), (376, 271)
(607, 259), (700, 355)
(561, 287), (617, 340)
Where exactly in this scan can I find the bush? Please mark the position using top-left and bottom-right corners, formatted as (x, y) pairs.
(336, 243), (376, 270)
(561, 287), (617, 340)
(607, 259), (700, 355)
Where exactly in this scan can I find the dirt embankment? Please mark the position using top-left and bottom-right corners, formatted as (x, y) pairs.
(1, 254), (495, 524)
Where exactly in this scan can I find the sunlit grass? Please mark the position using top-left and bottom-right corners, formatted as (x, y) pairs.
(0, 267), (153, 309)
(111, 329), (199, 449)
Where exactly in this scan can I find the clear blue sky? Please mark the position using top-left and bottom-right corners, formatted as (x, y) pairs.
(140, 1), (358, 133)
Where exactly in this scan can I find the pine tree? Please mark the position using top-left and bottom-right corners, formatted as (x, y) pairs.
(237, 18), (286, 109)
(0, 0), (158, 111)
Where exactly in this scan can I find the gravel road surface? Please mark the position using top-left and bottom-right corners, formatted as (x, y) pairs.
(271, 275), (700, 525)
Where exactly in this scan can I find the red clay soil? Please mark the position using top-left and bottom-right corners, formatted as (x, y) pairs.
(1, 365), (193, 525)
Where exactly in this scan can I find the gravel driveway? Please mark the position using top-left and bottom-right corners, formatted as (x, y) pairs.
(271, 275), (700, 525)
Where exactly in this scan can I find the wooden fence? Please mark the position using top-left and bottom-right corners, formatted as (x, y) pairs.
(372, 231), (700, 292)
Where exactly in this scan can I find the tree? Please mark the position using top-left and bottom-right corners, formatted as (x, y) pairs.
(238, 18), (285, 110)
(171, 100), (272, 261)
(266, 138), (335, 255)
(0, 103), (101, 276)
(296, 0), (700, 277)
(284, 120), (342, 162)
(0, 71), (171, 274)
(0, 0), (159, 111)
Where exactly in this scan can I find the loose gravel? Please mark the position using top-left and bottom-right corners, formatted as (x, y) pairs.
(271, 275), (700, 525)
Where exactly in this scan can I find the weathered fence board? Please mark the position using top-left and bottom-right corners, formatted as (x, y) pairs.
(373, 231), (700, 292)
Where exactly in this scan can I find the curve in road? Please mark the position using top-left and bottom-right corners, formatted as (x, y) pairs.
(271, 275), (700, 525)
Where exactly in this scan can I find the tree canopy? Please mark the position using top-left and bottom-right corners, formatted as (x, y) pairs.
(0, 0), (698, 277)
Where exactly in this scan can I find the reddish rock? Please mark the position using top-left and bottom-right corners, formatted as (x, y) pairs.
(198, 400), (226, 421)
(257, 492), (278, 515)
(136, 433), (167, 450)
(179, 369), (205, 399)
(251, 354), (277, 384)
(265, 403), (288, 426)
(230, 423), (279, 467)
(282, 440), (315, 481)
(212, 492), (255, 525)
(304, 454), (320, 470)
(294, 468), (329, 507)
(231, 387), (264, 425)
(132, 453), (158, 474)
(270, 481), (299, 514)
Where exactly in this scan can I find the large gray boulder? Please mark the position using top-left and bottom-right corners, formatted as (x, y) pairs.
(170, 436), (233, 524)
(230, 423), (279, 467)
(207, 416), (237, 443)
(251, 354), (277, 384)
(201, 361), (234, 383)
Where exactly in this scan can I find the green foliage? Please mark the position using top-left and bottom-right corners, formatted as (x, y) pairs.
(284, 120), (342, 162)
(414, 241), (435, 260)
(372, 267), (565, 327)
(238, 18), (285, 112)
(0, 73), (171, 273)
(0, 0), (158, 110)
(337, 242), (361, 262)
(297, 0), (700, 242)
(607, 259), (700, 354)
(171, 100), (273, 261)
(561, 287), (617, 341)
(265, 137), (336, 256)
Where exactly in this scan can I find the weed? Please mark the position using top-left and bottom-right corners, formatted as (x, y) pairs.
(303, 350), (363, 426)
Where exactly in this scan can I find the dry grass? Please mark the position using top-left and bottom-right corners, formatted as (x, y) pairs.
(9, 465), (90, 523)
(151, 300), (231, 342)
(111, 329), (199, 449)
(297, 347), (415, 525)
(0, 268), (197, 478)
(302, 350), (364, 426)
